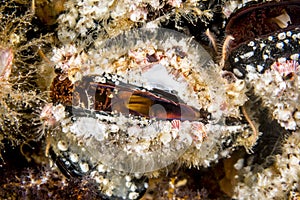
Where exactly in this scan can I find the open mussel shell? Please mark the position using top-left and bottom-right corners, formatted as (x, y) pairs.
(48, 27), (236, 199)
(68, 28), (228, 172)
(48, 28), (245, 200)
(225, 0), (300, 52)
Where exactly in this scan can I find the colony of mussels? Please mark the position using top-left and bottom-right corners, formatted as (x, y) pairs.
(0, 0), (300, 199)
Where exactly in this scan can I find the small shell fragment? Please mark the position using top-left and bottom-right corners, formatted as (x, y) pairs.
(79, 162), (89, 173)
(57, 140), (68, 151)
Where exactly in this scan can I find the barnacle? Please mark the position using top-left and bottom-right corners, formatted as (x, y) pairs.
(233, 131), (300, 199)
(56, 0), (220, 46)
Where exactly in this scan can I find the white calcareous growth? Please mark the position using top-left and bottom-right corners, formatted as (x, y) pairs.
(233, 132), (300, 199)
(70, 117), (108, 141)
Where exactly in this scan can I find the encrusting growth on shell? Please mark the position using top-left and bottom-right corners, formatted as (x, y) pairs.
(233, 132), (300, 199)
(1, 1), (300, 199)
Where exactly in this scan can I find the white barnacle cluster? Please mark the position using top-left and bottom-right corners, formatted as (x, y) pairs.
(40, 103), (65, 127)
(182, 124), (235, 168)
(248, 57), (300, 130)
(221, 71), (248, 118)
(56, 0), (217, 45)
(233, 131), (300, 199)
(56, 0), (163, 43)
(50, 44), (88, 83)
(233, 29), (300, 131)
(89, 168), (148, 199)
(49, 109), (149, 199)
